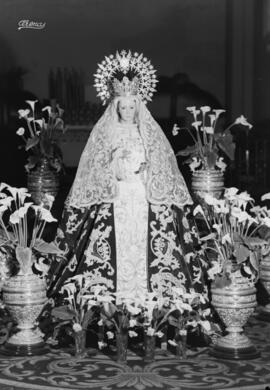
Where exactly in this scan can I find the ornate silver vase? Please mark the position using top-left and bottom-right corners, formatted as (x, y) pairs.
(2, 271), (48, 356)
(210, 270), (259, 359)
(259, 250), (270, 320)
(27, 157), (59, 204)
(191, 168), (224, 200)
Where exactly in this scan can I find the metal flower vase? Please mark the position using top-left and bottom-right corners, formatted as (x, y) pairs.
(210, 270), (259, 359)
(191, 168), (224, 201)
(1, 249), (48, 356)
(27, 157), (59, 204)
(259, 249), (270, 321)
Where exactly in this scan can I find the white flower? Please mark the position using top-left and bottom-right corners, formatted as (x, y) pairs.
(18, 109), (30, 119)
(155, 331), (164, 338)
(216, 157), (227, 172)
(193, 204), (205, 217)
(146, 327), (155, 336)
(186, 106), (196, 112)
(191, 121), (202, 131)
(224, 187), (239, 198)
(168, 339), (177, 347)
(203, 126), (214, 134)
(207, 261), (222, 280)
(0, 204), (8, 215)
(9, 210), (20, 224)
(209, 114), (216, 126)
(25, 100), (38, 111)
(41, 194), (55, 210)
(126, 304), (141, 315)
(72, 323), (82, 333)
(0, 196), (13, 208)
(186, 106), (200, 120)
(18, 202), (33, 218)
(106, 331), (114, 340)
(39, 207), (57, 223)
(42, 106), (52, 116)
(61, 282), (77, 297)
(234, 115), (253, 129)
(129, 319), (137, 328)
(35, 119), (44, 128)
(16, 127), (25, 136)
(98, 319), (103, 326)
(98, 341), (107, 350)
(189, 157), (201, 172)
(221, 233), (232, 245)
(172, 124), (180, 136)
(200, 106), (211, 113)
(203, 193), (218, 206)
(128, 330), (138, 338)
(262, 193), (270, 202)
(213, 109), (226, 120)
(261, 217), (270, 228)
(179, 329), (187, 336)
(213, 223), (222, 234)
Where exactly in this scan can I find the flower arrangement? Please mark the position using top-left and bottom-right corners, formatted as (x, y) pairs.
(138, 288), (211, 358)
(49, 275), (213, 360)
(17, 100), (65, 172)
(173, 106), (253, 171)
(194, 187), (269, 287)
(0, 183), (61, 276)
(51, 275), (112, 355)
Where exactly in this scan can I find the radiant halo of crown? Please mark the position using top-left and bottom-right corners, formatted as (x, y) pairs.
(93, 50), (158, 105)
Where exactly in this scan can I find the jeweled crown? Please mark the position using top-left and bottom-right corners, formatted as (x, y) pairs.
(94, 50), (158, 105)
(112, 76), (139, 98)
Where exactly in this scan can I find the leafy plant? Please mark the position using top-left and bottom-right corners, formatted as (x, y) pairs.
(17, 100), (65, 172)
(194, 187), (269, 287)
(173, 106), (252, 171)
(0, 183), (62, 275)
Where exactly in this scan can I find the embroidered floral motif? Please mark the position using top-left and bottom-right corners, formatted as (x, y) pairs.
(84, 223), (114, 276)
(66, 207), (85, 235)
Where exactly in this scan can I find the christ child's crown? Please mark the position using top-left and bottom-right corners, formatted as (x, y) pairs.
(94, 50), (158, 105)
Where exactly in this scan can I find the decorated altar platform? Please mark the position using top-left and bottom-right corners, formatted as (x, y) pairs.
(0, 316), (270, 390)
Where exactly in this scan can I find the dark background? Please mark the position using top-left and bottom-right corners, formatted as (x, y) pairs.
(0, 0), (269, 197)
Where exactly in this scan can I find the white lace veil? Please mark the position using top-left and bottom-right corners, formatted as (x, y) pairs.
(66, 97), (193, 209)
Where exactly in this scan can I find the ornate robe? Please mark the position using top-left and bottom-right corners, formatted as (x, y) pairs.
(47, 124), (207, 300)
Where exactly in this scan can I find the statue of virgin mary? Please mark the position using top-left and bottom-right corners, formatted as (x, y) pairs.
(48, 50), (208, 302)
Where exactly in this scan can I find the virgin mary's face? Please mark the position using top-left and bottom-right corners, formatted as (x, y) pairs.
(117, 97), (137, 124)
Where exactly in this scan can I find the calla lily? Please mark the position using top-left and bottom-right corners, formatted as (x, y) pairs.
(128, 330), (138, 338)
(129, 319), (137, 328)
(39, 207), (57, 223)
(203, 126), (214, 134)
(25, 100), (38, 111)
(106, 331), (114, 339)
(18, 109), (30, 119)
(168, 339), (178, 347)
(200, 106), (211, 113)
(191, 121), (202, 131)
(209, 114), (216, 126)
(41, 106), (52, 116)
(213, 109), (226, 119)
(234, 115), (253, 129)
(34, 119), (44, 128)
(172, 123), (180, 136)
(9, 210), (20, 224)
(16, 127), (25, 136)
(262, 193), (270, 202)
